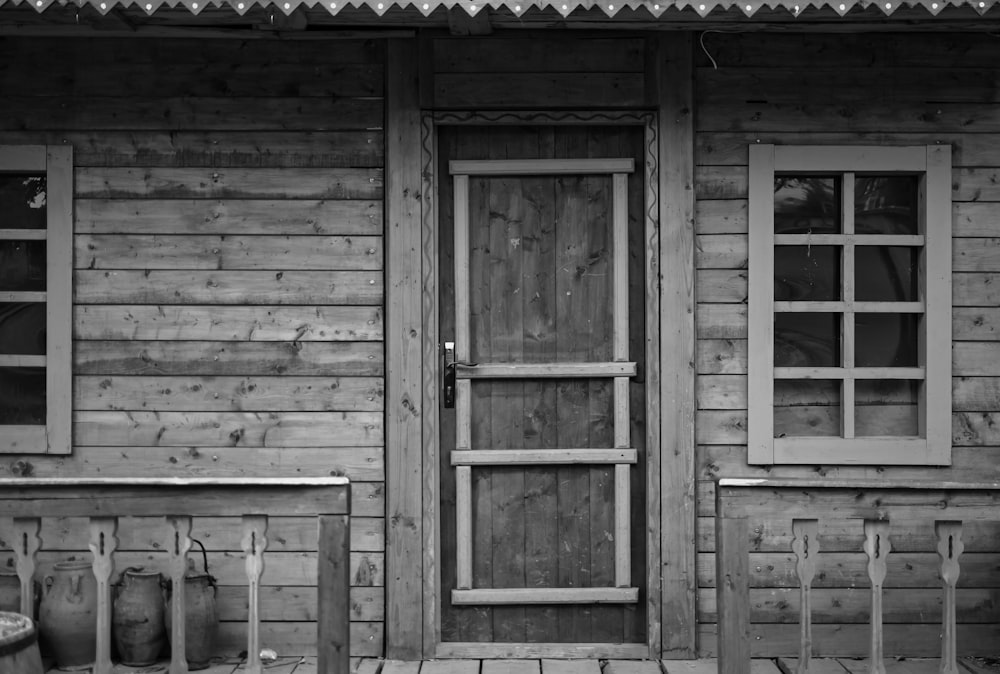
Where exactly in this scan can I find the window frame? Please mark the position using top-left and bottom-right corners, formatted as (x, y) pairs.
(0, 145), (73, 454)
(747, 144), (952, 465)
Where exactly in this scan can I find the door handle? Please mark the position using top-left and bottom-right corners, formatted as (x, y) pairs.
(442, 341), (476, 408)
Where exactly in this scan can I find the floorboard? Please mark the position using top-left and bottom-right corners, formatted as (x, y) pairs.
(605, 660), (664, 674)
(481, 660), (541, 674)
(540, 659), (602, 674)
(777, 658), (851, 674)
(420, 660), (482, 674)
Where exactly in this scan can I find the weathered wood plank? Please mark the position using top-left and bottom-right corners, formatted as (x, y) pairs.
(1, 97), (383, 131)
(699, 68), (1000, 105)
(420, 661), (482, 674)
(433, 37), (644, 72)
(696, 306), (746, 339)
(75, 270), (383, 305)
(481, 660), (541, 674)
(697, 587), (1000, 623)
(0, 131), (384, 168)
(697, 623), (1000, 658)
(74, 375), (384, 412)
(540, 660), (602, 674)
(74, 305), (383, 341)
(381, 660), (421, 674)
(696, 551), (1000, 588)
(3, 63), (383, 97)
(75, 199), (382, 234)
(697, 132), (1000, 168)
(954, 343), (1000, 375)
(215, 585), (384, 622)
(696, 235), (748, 269)
(212, 621), (383, 658)
(697, 445), (1000, 483)
(696, 339), (747, 374)
(695, 199), (748, 234)
(74, 340), (383, 376)
(76, 167), (382, 199)
(384, 37), (424, 661)
(658, 31), (696, 658)
(0, 550), (380, 587)
(604, 661), (663, 674)
(76, 235), (382, 271)
(954, 273), (1000, 307)
(0, 37), (385, 65)
(73, 411), (383, 447)
(434, 73), (645, 109)
(697, 270), (748, 303)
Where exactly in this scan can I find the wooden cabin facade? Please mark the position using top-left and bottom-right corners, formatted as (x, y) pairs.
(0, 1), (999, 665)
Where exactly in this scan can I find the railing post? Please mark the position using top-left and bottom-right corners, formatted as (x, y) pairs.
(717, 508), (750, 674)
(863, 520), (891, 674)
(12, 517), (41, 618)
(89, 517), (118, 674)
(935, 521), (963, 674)
(242, 515), (268, 674)
(792, 519), (819, 674)
(167, 515), (193, 674)
(318, 514), (350, 674)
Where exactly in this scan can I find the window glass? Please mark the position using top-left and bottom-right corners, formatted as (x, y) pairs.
(855, 246), (919, 302)
(0, 240), (46, 292)
(774, 177), (841, 234)
(0, 303), (46, 356)
(855, 313), (919, 367)
(0, 175), (46, 230)
(0, 366), (45, 424)
(855, 176), (918, 235)
(774, 379), (840, 437)
(774, 245), (840, 301)
(774, 313), (841, 367)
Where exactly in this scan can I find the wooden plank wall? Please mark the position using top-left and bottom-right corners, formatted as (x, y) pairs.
(694, 32), (1000, 656)
(0, 36), (386, 660)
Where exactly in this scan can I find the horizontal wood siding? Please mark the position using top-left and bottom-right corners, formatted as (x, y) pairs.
(0, 36), (385, 660)
(429, 35), (650, 109)
(694, 31), (1000, 657)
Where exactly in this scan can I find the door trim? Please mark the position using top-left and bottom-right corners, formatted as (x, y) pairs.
(419, 109), (662, 658)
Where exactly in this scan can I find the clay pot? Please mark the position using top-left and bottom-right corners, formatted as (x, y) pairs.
(38, 559), (96, 670)
(113, 568), (166, 666)
(164, 569), (218, 670)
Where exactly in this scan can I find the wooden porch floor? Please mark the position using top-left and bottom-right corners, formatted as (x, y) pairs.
(66, 657), (999, 674)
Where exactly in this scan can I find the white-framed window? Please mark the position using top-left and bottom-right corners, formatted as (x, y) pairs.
(747, 145), (951, 465)
(0, 146), (73, 454)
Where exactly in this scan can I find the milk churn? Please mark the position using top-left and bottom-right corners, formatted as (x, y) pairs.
(164, 541), (218, 670)
(113, 567), (166, 666)
(38, 559), (97, 670)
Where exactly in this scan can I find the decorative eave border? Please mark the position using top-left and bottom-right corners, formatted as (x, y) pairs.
(0, 0), (994, 18)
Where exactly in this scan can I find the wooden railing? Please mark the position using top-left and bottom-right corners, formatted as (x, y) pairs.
(715, 478), (1000, 674)
(0, 477), (350, 674)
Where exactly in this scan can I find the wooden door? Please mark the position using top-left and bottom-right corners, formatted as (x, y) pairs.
(437, 125), (648, 649)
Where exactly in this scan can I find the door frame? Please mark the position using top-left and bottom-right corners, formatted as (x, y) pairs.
(419, 109), (662, 659)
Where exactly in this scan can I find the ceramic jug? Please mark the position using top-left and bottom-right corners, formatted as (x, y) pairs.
(113, 567), (166, 666)
(38, 559), (96, 670)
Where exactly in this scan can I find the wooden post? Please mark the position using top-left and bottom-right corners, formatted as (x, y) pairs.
(716, 513), (750, 674)
(12, 517), (40, 618)
(89, 517), (118, 674)
(318, 514), (350, 674)
(167, 516), (193, 674)
(792, 519), (820, 674)
(863, 520), (891, 674)
(242, 515), (268, 674)
(935, 521), (963, 674)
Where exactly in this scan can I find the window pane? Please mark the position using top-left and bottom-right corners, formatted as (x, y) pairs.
(855, 313), (919, 367)
(855, 176), (918, 235)
(0, 175), (47, 230)
(775, 313), (841, 367)
(0, 240), (46, 292)
(775, 245), (840, 301)
(0, 366), (45, 424)
(774, 177), (841, 234)
(0, 303), (46, 355)
(854, 246), (919, 302)
(856, 379), (920, 437)
(774, 379), (841, 437)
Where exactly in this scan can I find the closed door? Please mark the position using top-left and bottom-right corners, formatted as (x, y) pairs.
(437, 125), (648, 647)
